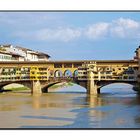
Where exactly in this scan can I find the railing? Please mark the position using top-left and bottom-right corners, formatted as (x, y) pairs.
(78, 74), (137, 81)
(0, 74), (137, 82)
(0, 76), (78, 82)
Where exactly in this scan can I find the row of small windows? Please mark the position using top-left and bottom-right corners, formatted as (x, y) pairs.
(0, 55), (12, 60)
(78, 72), (87, 74)
(54, 64), (81, 68)
(78, 68), (87, 70)
(78, 71), (112, 75)
(2, 67), (48, 72)
(0, 76), (48, 80)
(78, 76), (135, 79)
(78, 67), (135, 72)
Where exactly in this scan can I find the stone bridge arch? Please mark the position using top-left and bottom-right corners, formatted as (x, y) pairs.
(41, 79), (87, 93)
(97, 80), (137, 92)
(0, 81), (32, 90)
(42, 81), (61, 92)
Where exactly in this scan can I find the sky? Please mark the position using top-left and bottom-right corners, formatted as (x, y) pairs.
(0, 12), (140, 60)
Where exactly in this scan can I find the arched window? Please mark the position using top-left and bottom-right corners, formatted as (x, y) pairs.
(64, 70), (72, 77)
(73, 70), (78, 77)
(54, 70), (63, 77)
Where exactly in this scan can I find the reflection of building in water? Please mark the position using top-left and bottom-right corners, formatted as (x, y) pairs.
(86, 95), (107, 128)
(87, 95), (102, 107)
(32, 97), (40, 109)
(31, 95), (79, 127)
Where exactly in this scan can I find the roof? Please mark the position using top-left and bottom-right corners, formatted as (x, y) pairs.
(16, 46), (51, 58)
(15, 46), (33, 51)
(0, 51), (24, 58)
(37, 52), (51, 58)
(0, 44), (51, 58)
(0, 44), (12, 48)
(10, 53), (25, 58)
(0, 51), (12, 55)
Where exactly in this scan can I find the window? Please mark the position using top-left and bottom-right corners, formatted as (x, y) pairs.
(106, 67), (110, 71)
(129, 76), (134, 79)
(94, 76), (98, 78)
(106, 76), (112, 79)
(74, 64), (82, 68)
(54, 64), (62, 68)
(106, 71), (112, 74)
(64, 64), (72, 68)
(101, 76), (105, 79)
(123, 76), (128, 79)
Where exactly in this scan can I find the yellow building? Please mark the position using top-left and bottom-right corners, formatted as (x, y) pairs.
(78, 61), (137, 81)
(30, 66), (50, 81)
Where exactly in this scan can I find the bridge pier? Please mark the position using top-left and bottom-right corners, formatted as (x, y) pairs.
(31, 80), (42, 96)
(87, 80), (98, 95)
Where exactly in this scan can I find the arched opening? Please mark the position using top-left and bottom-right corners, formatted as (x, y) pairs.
(2, 83), (30, 92)
(64, 70), (72, 77)
(73, 70), (78, 77)
(54, 70), (63, 77)
(100, 83), (136, 96)
(43, 82), (86, 93)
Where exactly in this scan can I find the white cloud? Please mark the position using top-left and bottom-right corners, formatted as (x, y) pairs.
(13, 17), (140, 42)
(15, 27), (82, 42)
(111, 26), (125, 38)
(114, 18), (139, 29)
(85, 22), (110, 39)
(36, 27), (81, 42)
(111, 18), (140, 38)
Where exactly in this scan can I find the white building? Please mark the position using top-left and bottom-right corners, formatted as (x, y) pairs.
(0, 51), (25, 61)
(0, 44), (50, 61)
(0, 51), (13, 61)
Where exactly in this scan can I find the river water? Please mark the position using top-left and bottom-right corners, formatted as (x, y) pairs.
(0, 84), (140, 129)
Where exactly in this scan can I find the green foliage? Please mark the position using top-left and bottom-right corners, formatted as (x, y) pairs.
(7, 86), (29, 91)
(51, 82), (74, 89)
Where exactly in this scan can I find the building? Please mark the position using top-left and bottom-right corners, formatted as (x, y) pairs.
(0, 66), (50, 81)
(0, 48), (27, 62)
(135, 46), (140, 83)
(0, 51), (13, 61)
(78, 62), (103, 81)
(15, 46), (38, 61)
(0, 44), (50, 61)
(37, 52), (51, 61)
(77, 61), (136, 81)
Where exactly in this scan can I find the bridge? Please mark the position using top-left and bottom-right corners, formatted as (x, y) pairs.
(0, 59), (138, 96)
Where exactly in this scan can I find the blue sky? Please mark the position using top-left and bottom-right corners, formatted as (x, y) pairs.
(0, 12), (140, 60)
